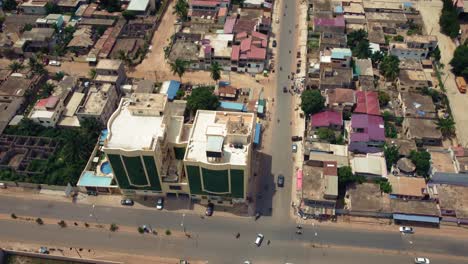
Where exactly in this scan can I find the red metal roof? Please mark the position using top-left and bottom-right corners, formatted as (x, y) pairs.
(252, 31), (267, 41)
(224, 17), (236, 34)
(354, 91), (380, 116)
(231, 45), (240, 61)
(240, 37), (252, 52)
(247, 46), (266, 60)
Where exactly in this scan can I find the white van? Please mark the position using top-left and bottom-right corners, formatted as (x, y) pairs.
(0, 182), (6, 189)
(254, 233), (264, 247)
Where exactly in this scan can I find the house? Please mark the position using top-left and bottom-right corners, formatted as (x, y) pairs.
(387, 175), (427, 200)
(345, 183), (392, 218)
(310, 110), (343, 130)
(299, 160), (338, 218)
(367, 22), (386, 47)
(36, 14), (65, 28)
(429, 148), (457, 176)
(201, 33), (234, 71)
(363, 1), (404, 13)
(365, 12), (408, 28)
(159, 80), (181, 101)
(389, 42), (428, 60)
(391, 199), (440, 226)
(403, 118), (442, 146)
(15, 28), (56, 54)
(354, 58), (373, 77)
(329, 48), (352, 68)
(351, 154), (388, 178)
(126, 0), (154, 16)
(20, 0), (49, 15)
(104, 93), (191, 197)
(67, 26), (94, 55)
(452, 146), (468, 174)
(397, 70), (430, 92)
(303, 142), (349, 165)
(76, 84), (120, 125)
(57, 0), (86, 13)
(313, 16), (346, 33)
(405, 35), (437, 52)
(58, 91), (85, 127)
(135, 80), (155, 93)
(319, 66), (353, 90)
(231, 31), (268, 73)
(325, 88), (355, 114)
(320, 31), (347, 50)
(184, 110), (255, 205)
(398, 92), (436, 119)
(94, 59), (127, 87)
(168, 33), (202, 69)
(216, 85), (238, 99)
(353, 91), (380, 116)
(431, 184), (468, 225)
(348, 114), (385, 153)
(28, 96), (65, 127)
(120, 17), (156, 38)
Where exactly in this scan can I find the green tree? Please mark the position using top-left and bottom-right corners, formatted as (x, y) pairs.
(45, 2), (60, 14)
(393, 35), (404, 42)
(110, 223), (118, 232)
(89, 68), (97, 79)
(40, 82), (56, 98)
(8, 61), (25, 72)
(378, 91), (390, 107)
(450, 45), (468, 79)
(209, 62), (222, 83)
(53, 71), (65, 81)
(187, 86), (220, 113)
(380, 55), (400, 81)
(300, 89), (325, 115)
(436, 117), (456, 138)
(338, 166), (365, 187)
(3, 0), (18, 10)
(169, 59), (188, 82)
(99, 0), (121, 12)
(430, 46), (441, 62)
(370, 50), (384, 65)
(385, 122), (397, 138)
(173, 0), (189, 21)
(317, 127), (336, 143)
(21, 23), (33, 33)
(122, 10), (137, 21)
(347, 29), (371, 59)
(439, 0), (460, 38)
(384, 144), (400, 169)
(117, 50), (132, 67)
(375, 178), (392, 193)
(409, 150), (431, 177)
(28, 57), (47, 75)
(176, 89), (185, 99)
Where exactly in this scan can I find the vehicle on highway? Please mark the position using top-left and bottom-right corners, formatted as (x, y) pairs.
(414, 257), (430, 264)
(156, 197), (164, 210)
(254, 212), (261, 220)
(291, 136), (302, 141)
(49, 60), (61, 66)
(121, 198), (134, 206)
(399, 226), (414, 234)
(205, 202), (214, 216)
(292, 143), (298, 153)
(283, 86), (287, 93)
(254, 233), (264, 246)
(243, 261), (251, 264)
(277, 175), (285, 187)
(39, 247), (49, 254)
(272, 40), (277, 47)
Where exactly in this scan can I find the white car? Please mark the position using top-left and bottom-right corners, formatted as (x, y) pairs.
(156, 197), (164, 210)
(414, 257), (430, 264)
(254, 233), (264, 247)
(49, 60), (61, 66)
(399, 226), (414, 234)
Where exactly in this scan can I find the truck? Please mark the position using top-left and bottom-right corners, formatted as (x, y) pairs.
(456, 76), (467, 94)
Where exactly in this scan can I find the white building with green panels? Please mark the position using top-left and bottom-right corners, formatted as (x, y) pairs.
(184, 110), (255, 205)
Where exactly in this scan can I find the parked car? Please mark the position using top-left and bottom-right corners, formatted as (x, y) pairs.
(87, 190), (98, 196)
(277, 175), (285, 187)
(283, 86), (287, 93)
(292, 143), (298, 153)
(121, 198), (134, 206)
(414, 257), (430, 264)
(39, 247), (49, 254)
(291, 136), (302, 142)
(156, 197), (164, 210)
(49, 60), (61, 66)
(254, 233), (264, 247)
(205, 203), (214, 216)
(272, 40), (277, 47)
(399, 226), (414, 234)
(0, 182), (6, 189)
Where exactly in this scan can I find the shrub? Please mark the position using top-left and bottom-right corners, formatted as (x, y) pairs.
(36, 218), (44, 225)
(165, 229), (172, 235)
(11, 213), (17, 219)
(138, 226), (145, 234)
(58, 220), (67, 228)
(110, 223), (118, 232)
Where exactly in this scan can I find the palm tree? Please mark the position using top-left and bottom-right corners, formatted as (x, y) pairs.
(170, 59), (188, 82)
(117, 50), (132, 67)
(436, 118), (456, 138)
(380, 55), (400, 81)
(8, 61), (24, 72)
(209, 62), (222, 83)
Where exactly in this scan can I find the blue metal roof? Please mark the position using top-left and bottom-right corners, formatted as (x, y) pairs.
(220, 101), (245, 111)
(335, 6), (343, 13)
(331, 48), (352, 59)
(167, 80), (180, 100)
(393, 213), (440, 224)
(78, 172), (113, 187)
(254, 123), (261, 145)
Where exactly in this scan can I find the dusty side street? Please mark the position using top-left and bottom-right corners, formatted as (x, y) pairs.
(416, 0), (468, 146)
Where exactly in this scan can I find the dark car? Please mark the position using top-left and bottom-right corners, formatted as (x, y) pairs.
(272, 40), (277, 47)
(87, 190), (98, 196)
(283, 86), (287, 93)
(291, 136), (302, 141)
(277, 175), (285, 187)
(206, 203), (214, 216)
(121, 198), (134, 206)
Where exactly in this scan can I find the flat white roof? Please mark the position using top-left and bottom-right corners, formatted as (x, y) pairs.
(106, 99), (164, 150)
(127, 0), (149, 11)
(185, 111), (254, 166)
(30, 109), (54, 119)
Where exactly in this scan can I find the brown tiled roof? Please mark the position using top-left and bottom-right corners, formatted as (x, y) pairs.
(327, 88), (355, 104)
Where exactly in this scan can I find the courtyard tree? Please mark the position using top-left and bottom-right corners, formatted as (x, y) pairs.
(379, 55), (400, 81)
(450, 44), (468, 79)
(338, 166), (365, 188)
(384, 144), (400, 169)
(439, 0), (460, 38)
(173, 0), (189, 21)
(169, 59), (188, 82)
(8, 61), (25, 73)
(347, 29), (371, 59)
(187, 86), (220, 114)
(300, 89), (325, 116)
(409, 150), (431, 178)
(209, 62), (222, 83)
(436, 117), (456, 138)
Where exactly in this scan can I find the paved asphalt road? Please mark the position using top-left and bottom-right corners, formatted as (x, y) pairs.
(1, 196), (468, 263)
